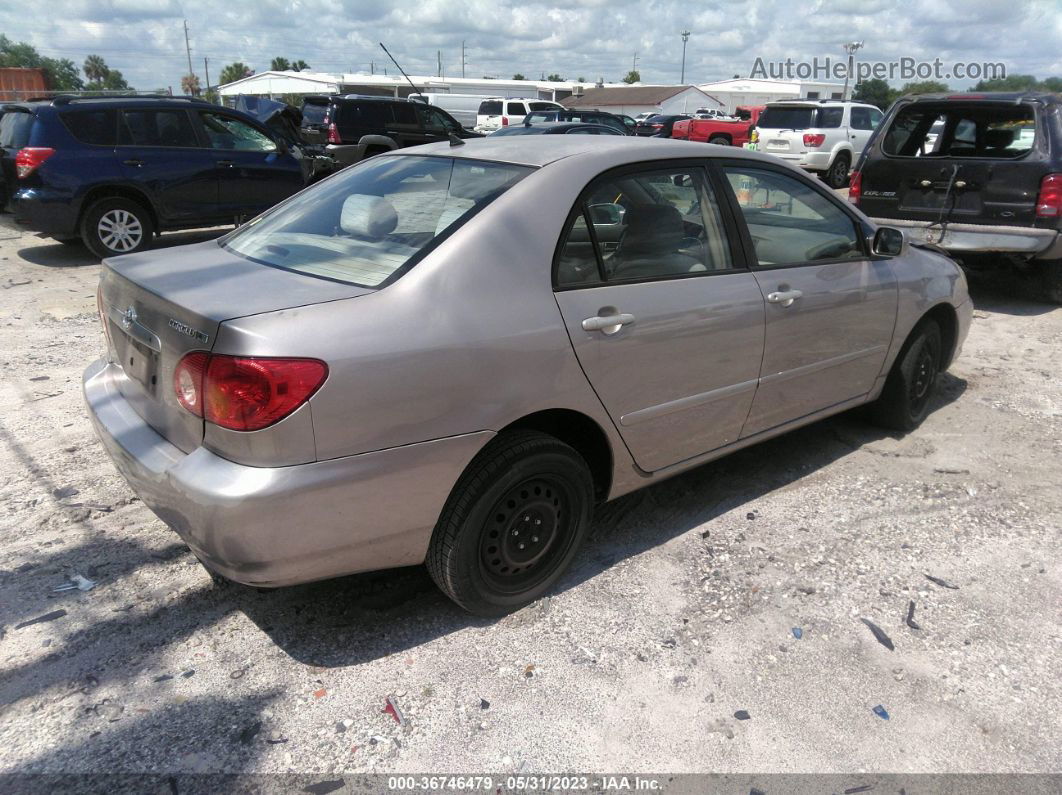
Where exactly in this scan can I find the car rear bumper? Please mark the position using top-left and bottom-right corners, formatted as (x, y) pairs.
(13, 188), (80, 237)
(83, 358), (494, 587)
(871, 218), (1062, 258)
(764, 151), (833, 170)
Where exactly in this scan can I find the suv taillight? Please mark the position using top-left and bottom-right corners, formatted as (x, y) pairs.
(501, 116), (509, 126)
(326, 122), (341, 144)
(1036, 173), (1062, 218)
(803, 133), (825, 148)
(15, 147), (55, 178)
(848, 169), (862, 205)
(174, 352), (328, 432)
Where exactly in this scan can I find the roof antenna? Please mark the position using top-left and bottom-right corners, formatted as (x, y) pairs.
(448, 132), (465, 146)
(379, 42), (422, 97)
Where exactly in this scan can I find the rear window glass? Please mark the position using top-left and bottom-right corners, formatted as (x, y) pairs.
(817, 107), (843, 128)
(882, 103), (1036, 158)
(528, 102), (558, 112)
(757, 107), (815, 130)
(61, 110), (118, 145)
(0, 111), (35, 148)
(392, 103), (417, 124)
(506, 102), (528, 116)
(479, 100), (502, 115)
(222, 156), (533, 288)
(301, 103), (327, 125)
(120, 110), (199, 147)
(338, 102), (390, 129)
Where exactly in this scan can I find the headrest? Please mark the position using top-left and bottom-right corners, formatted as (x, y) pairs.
(340, 194), (399, 238)
(984, 128), (1015, 148)
(621, 204), (684, 254)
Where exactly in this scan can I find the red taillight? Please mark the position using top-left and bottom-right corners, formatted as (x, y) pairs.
(848, 169), (862, 205)
(1035, 173), (1062, 218)
(803, 133), (825, 148)
(502, 116), (509, 126)
(174, 353), (327, 432)
(15, 147), (55, 178)
(326, 122), (341, 144)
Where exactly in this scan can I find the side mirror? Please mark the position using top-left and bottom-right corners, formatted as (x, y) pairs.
(588, 203), (623, 225)
(871, 226), (906, 257)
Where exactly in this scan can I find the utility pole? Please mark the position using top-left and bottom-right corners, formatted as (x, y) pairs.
(183, 19), (195, 91)
(632, 52), (639, 75)
(437, 50), (442, 78)
(461, 41), (466, 79)
(842, 40), (864, 100)
(680, 31), (690, 84)
(203, 57), (212, 100)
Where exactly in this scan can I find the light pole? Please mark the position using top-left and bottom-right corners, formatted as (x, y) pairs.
(680, 31), (691, 84)
(841, 40), (864, 100)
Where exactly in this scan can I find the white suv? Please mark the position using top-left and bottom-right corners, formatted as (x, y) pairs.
(476, 98), (564, 133)
(755, 100), (884, 188)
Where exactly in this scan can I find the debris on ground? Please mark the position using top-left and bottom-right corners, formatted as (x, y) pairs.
(53, 573), (97, 592)
(734, 710), (751, 720)
(383, 696), (406, 727)
(313, 688), (328, 699)
(267, 731), (288, 744)
(153, 674), (173, 683)
(15, 609), (67, 629)
(906, 601), (922, 630)
(523, 663), (536, 677)
(479, 699), (490, 710)
(93, 701), (124, 722)
(336, 719), (353, 733)
(925, 573), (960, 589)
(181, 669), (195, 678)
(860, 618), (895, 651)
(792, 627), (803, 639)
(872, 704), (890, 720)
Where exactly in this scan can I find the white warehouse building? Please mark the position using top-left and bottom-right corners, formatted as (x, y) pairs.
(697, 78), (849, 113)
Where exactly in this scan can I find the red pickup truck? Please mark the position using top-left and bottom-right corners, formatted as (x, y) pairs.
(671, 105), (765, 147)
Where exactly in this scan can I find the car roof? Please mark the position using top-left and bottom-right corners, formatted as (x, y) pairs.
(2, 95), (209, 112)
(389, 135), (787, 168)
(896, 91), (1059, 104)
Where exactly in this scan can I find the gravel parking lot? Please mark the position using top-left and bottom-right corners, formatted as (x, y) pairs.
(0, 214), (1059, 777)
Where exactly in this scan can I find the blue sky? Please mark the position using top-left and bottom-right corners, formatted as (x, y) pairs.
(4, 0), (1060, 90)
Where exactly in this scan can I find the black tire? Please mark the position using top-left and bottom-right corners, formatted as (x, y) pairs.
(824, 152), (851, 190)
(869, 319), (943, 431)
(81, 197), (155, 259)
(708, 135), (730, 146)
(426, 430), (594, 616)
(1040, 259), (1062, 304)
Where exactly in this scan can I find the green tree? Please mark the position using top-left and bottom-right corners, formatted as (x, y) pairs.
(83, 54), (108, 83)
(576, 76), (585, 82)
(0, 35), (83, 91)
(1042, 77), (1062, 92)
(219, 61), (253, 85)
(622, 70), (640, 84)
(852, 78), (895, 110)
(102, 69), (129, 91)
(899, 80), (949, 96)
(546, 73), (563, 82)
(270, 56), (291, 71)
(291, 59), (309, 72)
(512, 73), (526, 81)
(973, 74), (1039, 92)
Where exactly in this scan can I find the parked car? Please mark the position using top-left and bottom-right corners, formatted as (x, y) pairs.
(408, 93), (490, 130)
(671, 114), (756, 147)
(490, 121), (624, 136)
(298, 95), (330, 143)
(633, 114), (691, 137)
(694, 108), (732, 120)
(475, 98), (564, 132)
(232, 94), (339, 184)
(851, 91), (1062, 302)
(321, 95), (482, 167)
(522, 109), (632, 134)
(633, 112), (655, 123)
(2, 95), (306, 258)
(85, 136), (971, 615)
(756, 99), (884, 189)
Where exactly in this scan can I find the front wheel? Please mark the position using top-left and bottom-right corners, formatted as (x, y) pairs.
(81, 197), (155, 259)
(869, 319), (942, 431)
(708, 135), (730, 146)
(426, 431), (594, 616)
(824, 153), (850, 190)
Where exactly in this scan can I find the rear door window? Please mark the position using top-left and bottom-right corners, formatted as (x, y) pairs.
(339, 102), (390, 129)
(61, 110), (118, 145)
(505, 101), (528, 116)
(0, 111), (35, 149)
(817, 107), (843, 128)
(528, 102), (558, 112)
(392, 103), (418, 125)
(882, 103), (1036, 158)
(119, 110), (199, 147)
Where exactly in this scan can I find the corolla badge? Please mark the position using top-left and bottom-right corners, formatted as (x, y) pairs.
(168, 318), (210, 344)
(120, 306), (137, 330)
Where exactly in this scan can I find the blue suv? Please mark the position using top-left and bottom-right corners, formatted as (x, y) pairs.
(0, 95), (305, 258)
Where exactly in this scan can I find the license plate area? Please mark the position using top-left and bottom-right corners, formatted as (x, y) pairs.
(766, 139), (790, 150)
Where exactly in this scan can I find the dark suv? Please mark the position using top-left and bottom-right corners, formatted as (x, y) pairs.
(1, 95), (305, 258)
(522, 109), (634, 134)
(851, 92), (1062, 302)
(321, 96), (482, 166)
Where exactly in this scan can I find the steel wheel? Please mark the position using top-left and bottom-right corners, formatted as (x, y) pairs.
(908, 342), (938, 415)
(97, 209), (144, 253)
(869, 318), (942, 431)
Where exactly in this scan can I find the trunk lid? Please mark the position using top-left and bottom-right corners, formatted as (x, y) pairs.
(99, 239), (372, 453)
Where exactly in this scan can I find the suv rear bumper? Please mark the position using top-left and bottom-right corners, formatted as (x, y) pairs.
(83, 358), (494, 587)
(766, 151), (834, 171)
(13, 188), (81, 237)
(872, 218), (1062, 259)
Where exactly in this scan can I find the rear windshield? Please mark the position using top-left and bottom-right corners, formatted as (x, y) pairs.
(757, 107), (815, 130)
(301, 103), (327, 125)
(222, 155), (532, 287)
(0, 111), (35, 148)
(881, 103), (1036, 158)
(61, 109), (118, 145)
(479, 100), (502, 115)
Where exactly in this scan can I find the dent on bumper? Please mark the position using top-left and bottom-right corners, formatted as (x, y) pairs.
(83, 359), (494, 586)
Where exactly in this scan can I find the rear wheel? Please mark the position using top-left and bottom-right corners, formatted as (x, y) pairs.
(426, 431), (594, 616)
(869, 319), (942, 431)
(708, 135), (730, 146)
(81, 197), (155, 259)
(1040, 259), (1062, 304)
(824, 152), (850, 189)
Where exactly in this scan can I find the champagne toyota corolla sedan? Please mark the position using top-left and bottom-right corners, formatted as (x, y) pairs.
(84, 137), (971, 615)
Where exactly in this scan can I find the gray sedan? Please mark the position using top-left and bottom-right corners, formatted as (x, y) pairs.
(84, 137), (972, 615)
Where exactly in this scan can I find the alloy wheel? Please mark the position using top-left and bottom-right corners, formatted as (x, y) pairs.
(97, 209), (144, 253)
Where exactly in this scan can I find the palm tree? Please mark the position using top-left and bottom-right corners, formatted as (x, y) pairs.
(219, 62), (252, 86)
(181, 73), (201, 96)
(270, 57), (291, 72)
(291, 59), (309, 72)
(83, 54), (109, 83)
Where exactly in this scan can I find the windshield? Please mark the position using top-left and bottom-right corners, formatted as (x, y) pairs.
(757, 107), (815, 130)
(223, 155), (532, 287)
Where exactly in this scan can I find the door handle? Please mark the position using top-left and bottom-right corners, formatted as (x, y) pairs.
(122, 159), (143, 167)
(767, 289), (803, 307)
(216, 160), (235, 167)
(582, 313), (635, 335)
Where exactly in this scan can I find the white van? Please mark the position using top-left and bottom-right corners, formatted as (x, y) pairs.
(475, 98), (565, 133)
(407, 93), (491, 130)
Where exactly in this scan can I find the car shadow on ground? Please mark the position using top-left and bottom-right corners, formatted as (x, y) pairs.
(15, 229), (230, 268)
(967, 272), (1060, 316)
(235, 373), (967, 668)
